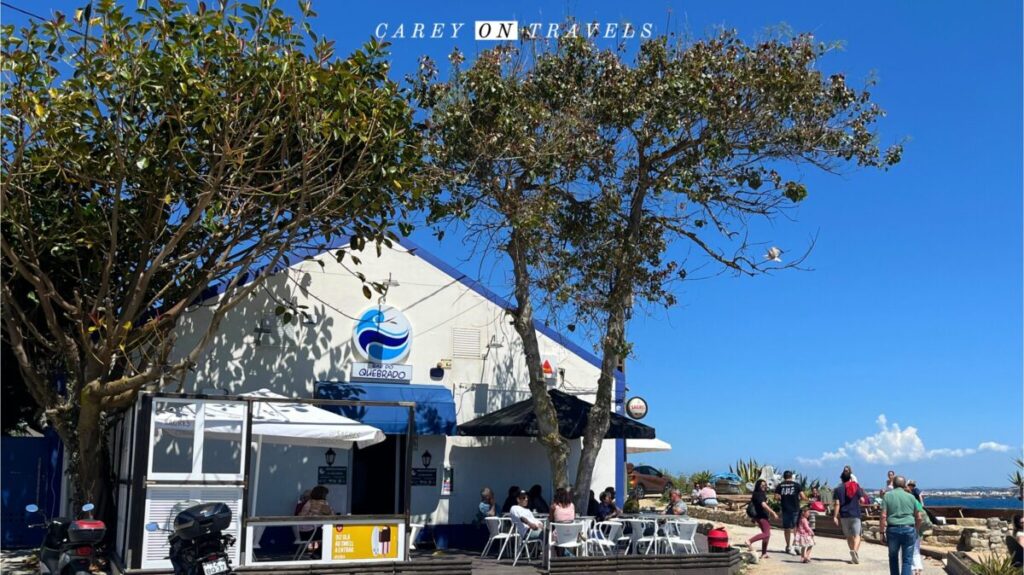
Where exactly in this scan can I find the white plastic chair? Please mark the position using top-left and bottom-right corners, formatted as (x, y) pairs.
(624, 519), (657, 555)
(551, 521), (586, 558)
(512, 525), (544, 566)
(665, 520), (698, 554)
(590, 521), (623, 556)
(481, 516), (514, 559)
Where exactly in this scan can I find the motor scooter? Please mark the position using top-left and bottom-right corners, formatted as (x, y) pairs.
(25, 502), (106, 575)
(146, 502), (234, 575)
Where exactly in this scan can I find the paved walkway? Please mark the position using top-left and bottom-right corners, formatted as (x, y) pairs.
(726, 523), (946, 575)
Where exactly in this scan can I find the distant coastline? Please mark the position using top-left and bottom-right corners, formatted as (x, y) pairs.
(923, 496), (1021, 510)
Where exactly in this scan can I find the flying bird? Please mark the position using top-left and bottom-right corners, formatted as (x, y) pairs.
(765, 246), (783, 263)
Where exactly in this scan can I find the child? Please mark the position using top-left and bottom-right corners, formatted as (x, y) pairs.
(795, 506), (815, 563)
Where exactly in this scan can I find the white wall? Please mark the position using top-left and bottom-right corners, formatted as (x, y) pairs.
(171, 242), (620, 525)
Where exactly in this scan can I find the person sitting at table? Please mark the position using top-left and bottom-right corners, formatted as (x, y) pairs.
(477, 487), (496, 520)
(297, 485), (333, 555)
(528, 484), (550, 513)
(664, 488), (688, 515)
(510, 490), (544, 541)
(691, 483), (702, 504)
(587, 490), (600, 517)
(501, 485), (521, 514)
(294, 489), (311, 515)
(597, 490), (621, 521)
(699, 483), (719, 508)
(551, 487), (576, 522)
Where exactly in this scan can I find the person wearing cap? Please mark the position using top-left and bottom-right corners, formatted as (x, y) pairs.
(509, 490), (544, 540)
(907, 480), (923, 504)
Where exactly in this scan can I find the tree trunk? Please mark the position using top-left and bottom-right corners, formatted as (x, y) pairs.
(572, 182), (647, 509)
(507, 228), (571, 489)
(75, 387), (116, 536)
(573, 307), (624, 510)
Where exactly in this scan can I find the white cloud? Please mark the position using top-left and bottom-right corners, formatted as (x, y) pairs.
(797, 415), (1011, 467)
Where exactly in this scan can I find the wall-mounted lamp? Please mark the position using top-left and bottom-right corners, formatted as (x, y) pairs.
(421, 450), (432, 468)
(325, 448), (337, 467)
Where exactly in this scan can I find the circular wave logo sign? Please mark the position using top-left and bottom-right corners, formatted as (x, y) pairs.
(353, 306), (412, 363)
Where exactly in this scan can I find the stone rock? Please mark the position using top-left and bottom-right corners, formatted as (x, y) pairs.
(957, 518), (988, 527)
(935, 535), (962, 545)
(986, 517), (1003, 530)
(931, 524), (964, 536)
(969, 537), (989, 549)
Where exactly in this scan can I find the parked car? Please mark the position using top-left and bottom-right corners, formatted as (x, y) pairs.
(627, 463), (673, 499)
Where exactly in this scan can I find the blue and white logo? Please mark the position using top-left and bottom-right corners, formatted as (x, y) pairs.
(353, 306), (412, 364)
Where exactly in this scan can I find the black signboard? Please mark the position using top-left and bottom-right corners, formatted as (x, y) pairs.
(411, 468), (437, 487)
(317, 466), (348, 485)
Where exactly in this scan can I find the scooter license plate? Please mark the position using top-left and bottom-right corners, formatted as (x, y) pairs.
(201, 558), (228, 575)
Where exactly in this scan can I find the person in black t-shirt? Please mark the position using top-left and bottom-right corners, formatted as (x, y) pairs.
(746, 479), (779, 559)
(774, 471), (807, 555)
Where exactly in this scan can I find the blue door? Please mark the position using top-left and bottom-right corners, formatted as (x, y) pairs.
(1, 435), (63, 548)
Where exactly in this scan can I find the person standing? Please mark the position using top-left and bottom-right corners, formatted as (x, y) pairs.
(907, 480), (923, 503)
(774, 470), (807, 554)
(880, 476), (922, 575)
(795, 507), (816, 563)
(880, 469), (896, 497)
(747, 479), (779, 560)
(833, 468), (866, 564)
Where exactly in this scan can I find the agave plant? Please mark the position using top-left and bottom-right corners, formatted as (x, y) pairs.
(730, 458), (764, 486)
(970, 551), (1017, 575)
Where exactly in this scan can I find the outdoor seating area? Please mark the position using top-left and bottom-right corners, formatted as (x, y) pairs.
(478, 512), (709, 569)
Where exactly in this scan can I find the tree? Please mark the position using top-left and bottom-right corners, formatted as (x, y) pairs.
(412, 44), (601, 486)
(542, 32), (901, 508)
(418, 29), (900, 510)
(1, 0), (426, 512)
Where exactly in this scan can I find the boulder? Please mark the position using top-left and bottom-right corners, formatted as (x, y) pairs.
(956, 518), (988, 527)
(931, 524), (964, 536)
(986, 517), (1003, 530)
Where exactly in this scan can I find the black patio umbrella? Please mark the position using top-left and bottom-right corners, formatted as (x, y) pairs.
(457, 389), (655, 439)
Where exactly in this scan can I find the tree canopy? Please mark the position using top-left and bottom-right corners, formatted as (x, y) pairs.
(416, 29), (901, 503)
(1, 0), (427, 503)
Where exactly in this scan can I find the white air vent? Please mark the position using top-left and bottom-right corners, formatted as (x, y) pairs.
(452, 328), (482, 359)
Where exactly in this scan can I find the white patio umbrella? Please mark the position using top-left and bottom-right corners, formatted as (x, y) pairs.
(154, 388), (386, 449)
(626, 438), (672, 454)
(154, 388), (387, 530)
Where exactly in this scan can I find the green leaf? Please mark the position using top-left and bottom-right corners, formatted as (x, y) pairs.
(361, 285), (372, 299)
(135, 157), (149, 169)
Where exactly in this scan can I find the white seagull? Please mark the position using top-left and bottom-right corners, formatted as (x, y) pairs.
(765, 246), (783, 263)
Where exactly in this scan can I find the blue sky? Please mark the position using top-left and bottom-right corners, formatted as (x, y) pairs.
(8, 1), (1021, 488)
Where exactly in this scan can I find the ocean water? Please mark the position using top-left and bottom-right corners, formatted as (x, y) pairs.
(924, 497), (1022, 510)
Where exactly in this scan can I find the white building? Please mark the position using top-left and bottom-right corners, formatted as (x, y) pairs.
(155, 238), (627, 553)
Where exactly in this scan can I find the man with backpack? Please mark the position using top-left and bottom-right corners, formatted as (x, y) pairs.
(775, 471), (807, 555)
